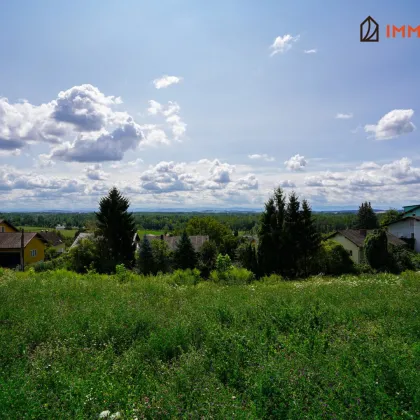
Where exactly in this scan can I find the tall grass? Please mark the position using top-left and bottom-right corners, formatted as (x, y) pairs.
(0, 269), (419, 419)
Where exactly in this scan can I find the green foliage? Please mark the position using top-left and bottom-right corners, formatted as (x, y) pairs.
(33, 257), (67, 273)
(169, 268), (201, 286)
(95, 187), (137, 271)
(151, 239), (172, 274)
(236, 241), (258, 273)
(210, 266), (255, 285)
(1, 270), (418, 418)
(44, 245), (59, 261)
(364, 229), (389, 271)
(173, 231), (198, 270)
(199, 240), (218, 278)
(215, 253), (233, 272)
(137, 236), (155, 275)
(66, 238), (98, 274)
(387, 245), (415, 274)
(311, 240), (355, 275)
(380, 209), (402, 227)
(356, 201), (379, 229)
(186, 216), (231, 245)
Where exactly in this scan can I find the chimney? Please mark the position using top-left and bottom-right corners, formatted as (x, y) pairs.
(359, 229), (367, 237)
(20, 229), (24, 271)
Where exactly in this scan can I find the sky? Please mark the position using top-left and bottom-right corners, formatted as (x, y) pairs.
(1, 0), (420, 211)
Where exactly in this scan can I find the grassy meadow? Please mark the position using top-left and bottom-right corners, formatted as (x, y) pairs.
(0, 269), (419, 419)
(18, 226), (78, 239)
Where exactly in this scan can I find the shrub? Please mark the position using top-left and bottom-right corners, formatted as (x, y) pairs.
(169, 268), (201, 286)
(387, 245), (415, 274)
(364, 229), (389, 271)
(215, 254), (232, 273)
(311, 240), (355, 276)
(66, 238), (99, 273)
(210, 266), (255, 285)
(33, 256), (67, 273)
(259, 274), (284, 284)
(354, 263), (375, 275)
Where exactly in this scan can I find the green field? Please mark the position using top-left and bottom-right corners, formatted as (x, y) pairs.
(137, 229), (164, 237)
(18, 226), (77, 238)
(0, 269), (419, 418)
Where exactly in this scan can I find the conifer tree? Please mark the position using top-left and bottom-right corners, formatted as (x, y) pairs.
(356, 201), (379, 229)
(95, 187), (137, 271)
(137, 236), (155, 275)
(173, 231), (197, 270)
(299, 199), (321, 276)
(283, 191), (302, 277)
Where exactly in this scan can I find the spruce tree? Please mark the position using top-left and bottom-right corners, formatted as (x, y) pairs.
(95, 187), (137, 271)
(356, 201), (379, 229)
(173, 231), (197, 270)
(137, 236), (155, 275)
(283, 191), (302, 277)
(299, 199), (321, 276)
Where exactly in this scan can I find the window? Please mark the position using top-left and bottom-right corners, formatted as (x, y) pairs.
(0, 226), (4, 233)
(349, 250), (353, 256)
(30, 249), (37, 257)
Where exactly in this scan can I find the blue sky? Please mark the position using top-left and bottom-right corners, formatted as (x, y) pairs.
(1, 0), (420, 210)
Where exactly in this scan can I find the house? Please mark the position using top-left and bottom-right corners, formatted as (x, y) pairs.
(37, 231), (66, 254)
(55, 224), (66, 230)
(329, 229), (406, 264)
(70, 232), (141, 250)
(0, 219), (19, 233)
(143, 234), (209, 252)
(386, 217), (420, 253)
(0, 232), (48, 268)
(70, 233), (94, 249)
(401, 204), (420, 219)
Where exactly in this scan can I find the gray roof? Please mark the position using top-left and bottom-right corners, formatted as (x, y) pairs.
(331, 229), (407, 248)
(70, 233), (94, 249)
(37, 231), (64, 247)
(142, 234), (209, 252)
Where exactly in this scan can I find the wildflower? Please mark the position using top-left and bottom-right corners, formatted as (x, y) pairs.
(232, 396), (236, 399)
(99, 411), (111, 418)
(110, 413), (121, 419)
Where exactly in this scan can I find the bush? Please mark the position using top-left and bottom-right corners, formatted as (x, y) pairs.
(387, 245), (415, 274)
(364, 229), (389, 271)
(33, 256), (67, 273)
(169, 268), (201, 286)
(210, 266), (255, 285)
(354, 263), (375, 275)
(259, 274), (284, 284)
(311, 240), (355, 276)
(66, 238), (99, 273)
(215, 254), (232, 272)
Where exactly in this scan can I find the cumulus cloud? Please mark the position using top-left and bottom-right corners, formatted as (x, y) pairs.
(364, 109), (416, 140)
(279, 180), (296, 188)
(284, 154), (307, 171)
(335, 113), (353, 119)
(0, 84), (176, 162)
(209, 159), (235, 183)
(248, 154), (275, 162)
(147, 100), (186, 141)
(84, 164), (109, 181)
(52, 84), (122, 131)
(270, 34), (300, 56)
(50, 117), (144, 162)
(304, 49), (317, 54)
(153, 75), (183, 89)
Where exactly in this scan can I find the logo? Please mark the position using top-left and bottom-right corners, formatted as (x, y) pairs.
(360, 16), (379, 42)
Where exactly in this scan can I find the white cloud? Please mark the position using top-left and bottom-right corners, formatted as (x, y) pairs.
(248, 154), (275, 162)
(85, 164), (109, 181)
(364, 109), (416, 140)
(304, 49), (317, 54)
(153, 75), (183, 89)
(147, 100), (186, 141)
(335, 113), (353, 119)
(284, 154), (307, 171)
(357, 161), (381, 170)
(279, 180), (296, 188)
(269, 34), (300, 56)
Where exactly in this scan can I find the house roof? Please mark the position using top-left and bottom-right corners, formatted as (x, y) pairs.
(70, 232), (94, 249)
(330, 229), (407, 248)
(385, 216), (420, 226)
(402, 205), (420, 216)
(0, 232), (47, 249)
(0, 219), (19, 232)
(37, 231), (64, 247)
(142, 234), (209, 252)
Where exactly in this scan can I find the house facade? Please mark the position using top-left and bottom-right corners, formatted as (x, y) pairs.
(0, 232), (47, 268)
(37, 231), (66, 254)
(402, 205), (420, 218)
(329, 229), (406, 264)
(386, 217), (420, 253)
(0, 220), (19, 233)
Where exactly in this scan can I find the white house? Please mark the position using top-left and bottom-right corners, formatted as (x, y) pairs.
(386, 217), (420, 253)
(401, 204), (420, 218)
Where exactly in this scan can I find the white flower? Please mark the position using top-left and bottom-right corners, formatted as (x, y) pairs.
(99, 411), (111, 418)
(110, 413), (121, 419)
